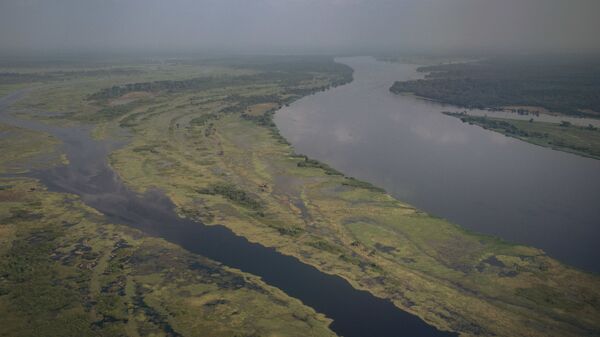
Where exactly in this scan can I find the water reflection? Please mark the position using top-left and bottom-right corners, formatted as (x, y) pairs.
(275, 56), (600, 273)
(0, 86), (457, 337)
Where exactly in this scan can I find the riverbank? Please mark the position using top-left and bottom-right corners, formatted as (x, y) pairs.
(3, 56), (600, 337)
(0, 58), (458, 337)
(0, 61), (342, 337)
(277, 57), (600, 273)
(0, 179), (337, 337)
(443, 112), (600, 160)
(389, 55), (600, 119)
(95, 59), (599, 337)
(389, 56), (600, 161)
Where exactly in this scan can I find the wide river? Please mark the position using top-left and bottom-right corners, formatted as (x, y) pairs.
(275, 56), (600, 273)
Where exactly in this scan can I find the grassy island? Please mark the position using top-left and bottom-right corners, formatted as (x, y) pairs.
(443, 112), (600, 159)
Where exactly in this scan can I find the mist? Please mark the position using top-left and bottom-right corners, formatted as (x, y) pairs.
(1, 0), (599, 55)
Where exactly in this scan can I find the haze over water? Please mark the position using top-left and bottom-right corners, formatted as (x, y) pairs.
(1, 0), (600, 55)
(276, 57), (600, 273)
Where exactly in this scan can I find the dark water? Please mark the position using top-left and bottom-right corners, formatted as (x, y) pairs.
(0, 90), (456, 337)
(275, 56), (600, 273)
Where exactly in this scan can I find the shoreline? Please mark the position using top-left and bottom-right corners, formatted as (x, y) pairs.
(1, 75), (461, 337)
(442, 111), (600, 161)
(3, 56), (600, 337)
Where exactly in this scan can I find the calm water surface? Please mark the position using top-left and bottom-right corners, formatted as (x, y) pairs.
(0, 89), (456, 337)
(275, 56), (600, 273)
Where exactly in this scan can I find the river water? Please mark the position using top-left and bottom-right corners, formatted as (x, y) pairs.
(0, 89), (456, 336)
(275, 56), (600, 273)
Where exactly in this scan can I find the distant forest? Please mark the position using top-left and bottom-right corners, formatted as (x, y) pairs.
(89, 57), (353, 101)
(390, 56), (600, 118)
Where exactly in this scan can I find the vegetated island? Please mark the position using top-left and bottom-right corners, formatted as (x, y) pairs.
(389, 55), (600, 158)
(0, 128), (336, 336)
(1, 56), (600, 337)
(443, 112), (600, 160)
(389, 55), (600, 117)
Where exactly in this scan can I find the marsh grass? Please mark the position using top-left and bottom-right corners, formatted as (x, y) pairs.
(0, 179), (336, 337)
(445, 112), (600, 159)
(6, 56), (599, 337)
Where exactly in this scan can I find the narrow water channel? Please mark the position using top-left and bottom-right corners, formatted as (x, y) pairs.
(275, 56), (600, 273)
(1, 90), (456, 336)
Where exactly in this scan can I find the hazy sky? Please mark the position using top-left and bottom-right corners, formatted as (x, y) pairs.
(1, 0), (599, 54)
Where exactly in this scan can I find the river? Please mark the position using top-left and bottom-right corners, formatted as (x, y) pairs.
(275, 56), (600, 273)
(0, 89), (456, 336)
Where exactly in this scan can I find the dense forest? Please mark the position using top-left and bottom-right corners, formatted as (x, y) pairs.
(390, 56), (600, 117)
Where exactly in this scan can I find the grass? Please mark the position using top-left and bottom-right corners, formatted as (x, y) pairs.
(5, 56), (600, 337)
(3, 63), (253, 125)
(0, 178), (337, 337)
(389, 55), (600, 118)
(444, 112), (600, 159)
(98, 67), (599, 336)
(198, 183), (265, 211)
(389, 56), (600, 161)
(0, 58), (348, 337)
(0, 123), (65, 173)
(244, 102), (279, 117)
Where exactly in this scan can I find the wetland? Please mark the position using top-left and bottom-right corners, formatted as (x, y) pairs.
(1, 56), (599, 337)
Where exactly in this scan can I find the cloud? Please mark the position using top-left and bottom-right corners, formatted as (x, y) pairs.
(1, 0), (599, 53)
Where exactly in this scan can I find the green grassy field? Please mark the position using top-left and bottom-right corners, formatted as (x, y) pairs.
(443, 112), (600, 159)
(0, 179), (336, 337)
(0, 59), (341, 337)
(3, 56), (600, 337)
(0, 123), (65, 173)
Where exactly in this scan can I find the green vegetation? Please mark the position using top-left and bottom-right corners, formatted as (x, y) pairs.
(198, 183), (264, 211)
(377, 55), (475, 66)
(0, 123), (65, 173)
(0, 179), (336, 337)
(390, 55), (600, 159)
(89, 101), (146, 122)
(88, 57), (352, 102)
(1, 68), (143, 85)
(296, 156), (343, 176)
(1, 61), (258, 122)
(390, 56), (600, 117)
(444, 112), (600, 159)
(4, 56), (600, 337)
(341, 177), (385, 193)
(0, 57), (347, 337)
